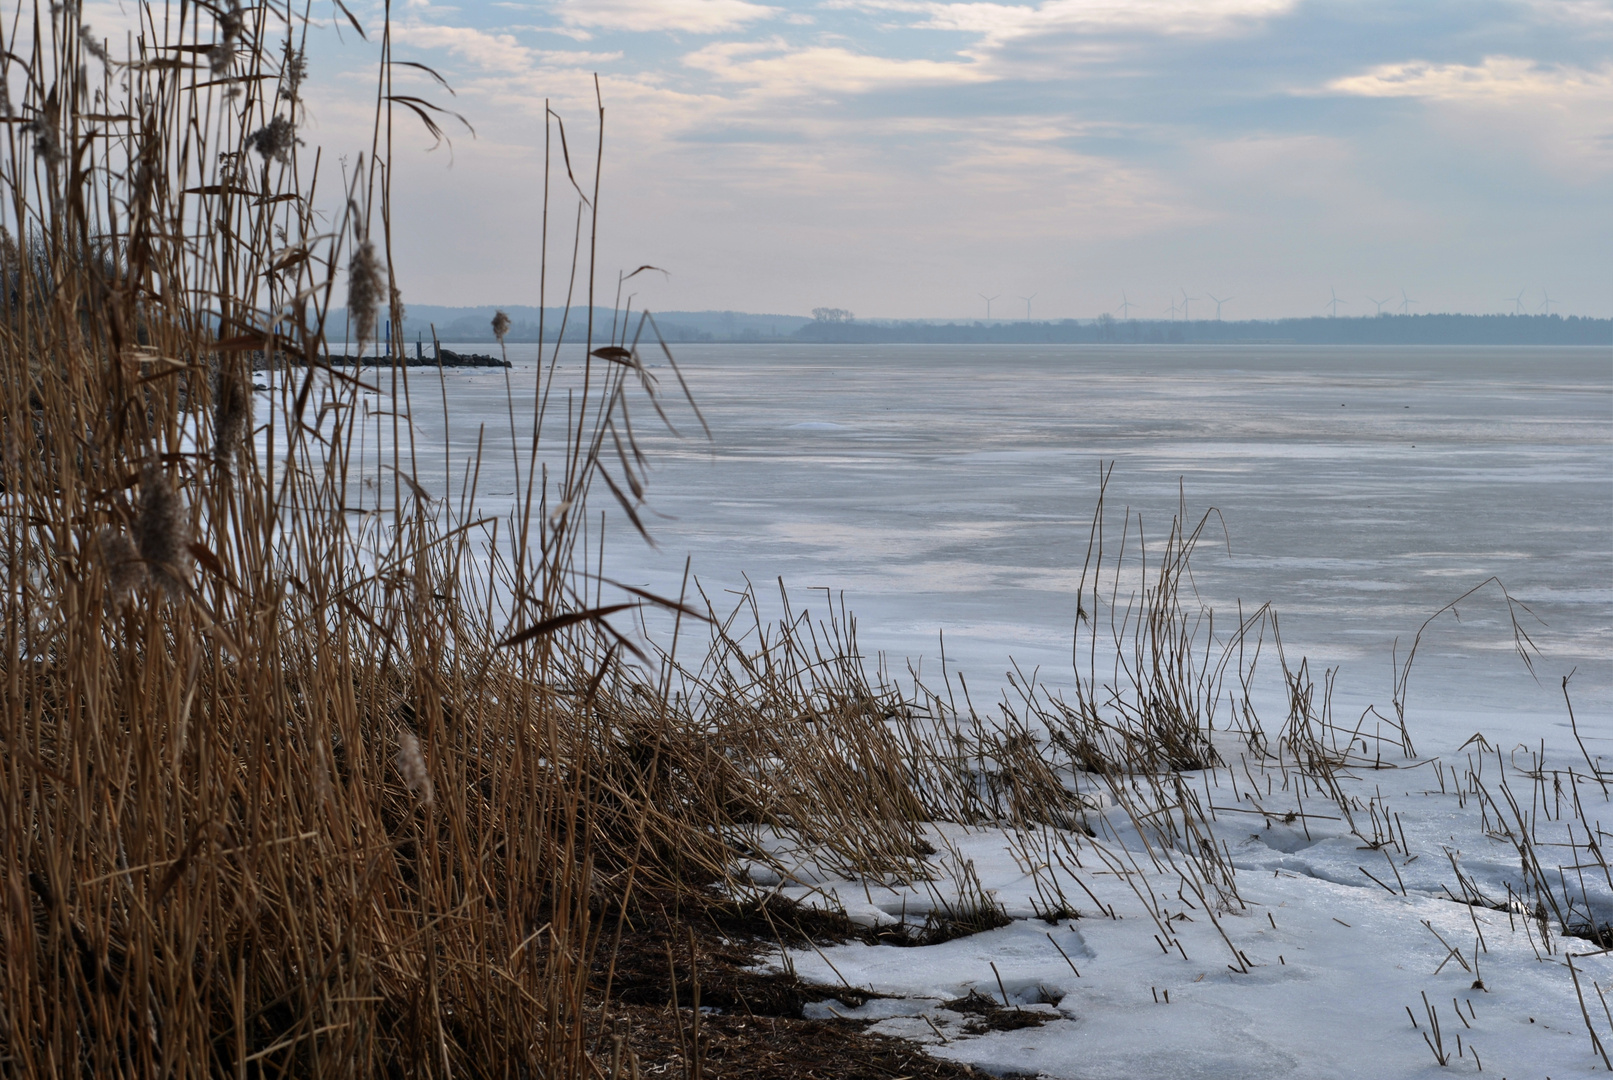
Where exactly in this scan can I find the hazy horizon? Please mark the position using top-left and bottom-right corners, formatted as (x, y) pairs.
(402, 303), (1611, 324)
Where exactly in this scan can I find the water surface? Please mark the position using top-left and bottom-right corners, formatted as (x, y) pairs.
(399, 343), (1613, 754)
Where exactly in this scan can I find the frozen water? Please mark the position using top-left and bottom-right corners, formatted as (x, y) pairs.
(364, 342), (1611, 759)
(261, 342), (1613, 1078)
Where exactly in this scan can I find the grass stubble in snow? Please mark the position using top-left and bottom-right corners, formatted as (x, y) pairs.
(714, 484), (1613, 1079)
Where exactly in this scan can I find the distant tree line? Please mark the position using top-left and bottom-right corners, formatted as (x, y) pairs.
(811, 307), (855, 323)
(342, 306), (1609, 346)
(376, 306), (813, 344)
(792, 313), (1612, 346)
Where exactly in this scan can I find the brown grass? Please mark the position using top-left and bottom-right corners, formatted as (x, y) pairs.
(0, 3), (746, 1075)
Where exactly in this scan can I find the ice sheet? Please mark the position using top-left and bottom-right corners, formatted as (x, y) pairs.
(329, 342), (1613, 758)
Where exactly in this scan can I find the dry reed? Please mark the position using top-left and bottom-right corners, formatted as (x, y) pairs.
(0, 3), (747, 1075)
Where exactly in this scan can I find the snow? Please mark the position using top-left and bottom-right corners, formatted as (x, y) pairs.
(753, 747), (1613, 1079)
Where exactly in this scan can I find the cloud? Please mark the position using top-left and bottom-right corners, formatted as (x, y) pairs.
(831, 0), (1297, 42)
(391, 23), (624, 77)
(1523, 0), (1613, 29)
(1325, 56), (1613, 103)
(551, 0), (779, 34)
(391, 24), (536, 72)
(683, 40), (989, 93)
(1322, 56), (1613, 182)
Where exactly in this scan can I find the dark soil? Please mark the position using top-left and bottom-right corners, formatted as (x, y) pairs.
(598, 1007), (985, 1079)
(589, 890), (989, 1079)
(596, 891), (883, 1019)
(939, 990), (1057, 1034)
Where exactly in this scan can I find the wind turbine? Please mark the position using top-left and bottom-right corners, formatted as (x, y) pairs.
(1398, 288), (1416, 315)
(1180, 287), (1198, 320)
(1505, 290), (1526, 314)
(1207, 293), (1233, 320)
(1539, 290), (1556, 314)
(980, 293), (999, 321)
(1369, 296), (1390, 315)
(1116, 292), (1136, 319)
(1324, 287), (1347, 317)
(1019, 293), (1036, 321)
(1165, 297), (1180, 319)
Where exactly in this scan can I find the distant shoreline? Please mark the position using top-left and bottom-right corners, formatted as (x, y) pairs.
(785, 313), (1612, 347)
(375, 311), (1611, 348)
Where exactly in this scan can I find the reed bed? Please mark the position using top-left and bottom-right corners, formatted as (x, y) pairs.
(0, 2), (747, 1074)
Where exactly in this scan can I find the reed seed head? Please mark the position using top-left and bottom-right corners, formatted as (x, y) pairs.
(78, 24), (110, 65)
(213, 360), (251, 474)
(209, 0), (243, 76)
(396, 731), (434, 806)
(279, 42), (307, 104)
(21, 90), (62, 170)
(313, 736), (333, 805)
(247, 115), (300, 164)
(96, 526), (146, 603)
(217, 151), (247, 189)
(21, 120), (62, 171)
(348, 240), (384, 348)
(491, 310), (511, 343)
(136, 468), (192, 597)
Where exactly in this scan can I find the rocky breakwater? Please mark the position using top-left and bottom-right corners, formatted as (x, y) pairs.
(326, 347), (510, 368)
(250, 347), (510, 371)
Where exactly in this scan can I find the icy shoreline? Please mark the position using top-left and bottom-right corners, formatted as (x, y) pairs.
(754, 738), (1612, 1079)
(250, 341), (1613, 1076)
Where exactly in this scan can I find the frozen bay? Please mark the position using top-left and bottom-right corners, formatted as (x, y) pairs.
(293, 340), (1613, 1078)
(392, 342), (1612, 758)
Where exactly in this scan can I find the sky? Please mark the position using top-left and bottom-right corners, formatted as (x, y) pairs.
(109, 1), (1613, 319)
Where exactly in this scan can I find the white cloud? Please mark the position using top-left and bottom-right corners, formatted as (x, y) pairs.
(391, 23), (623, 77)
(552, 0), (779, 34)
(1323, 57), (1613, 182)
(683, 40), (988, 93)
(392, 24), (536, 72)
(831, 0), (1296, 42)
(1325, 56), (1613, 102)
(276, 1), (1611, 316)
